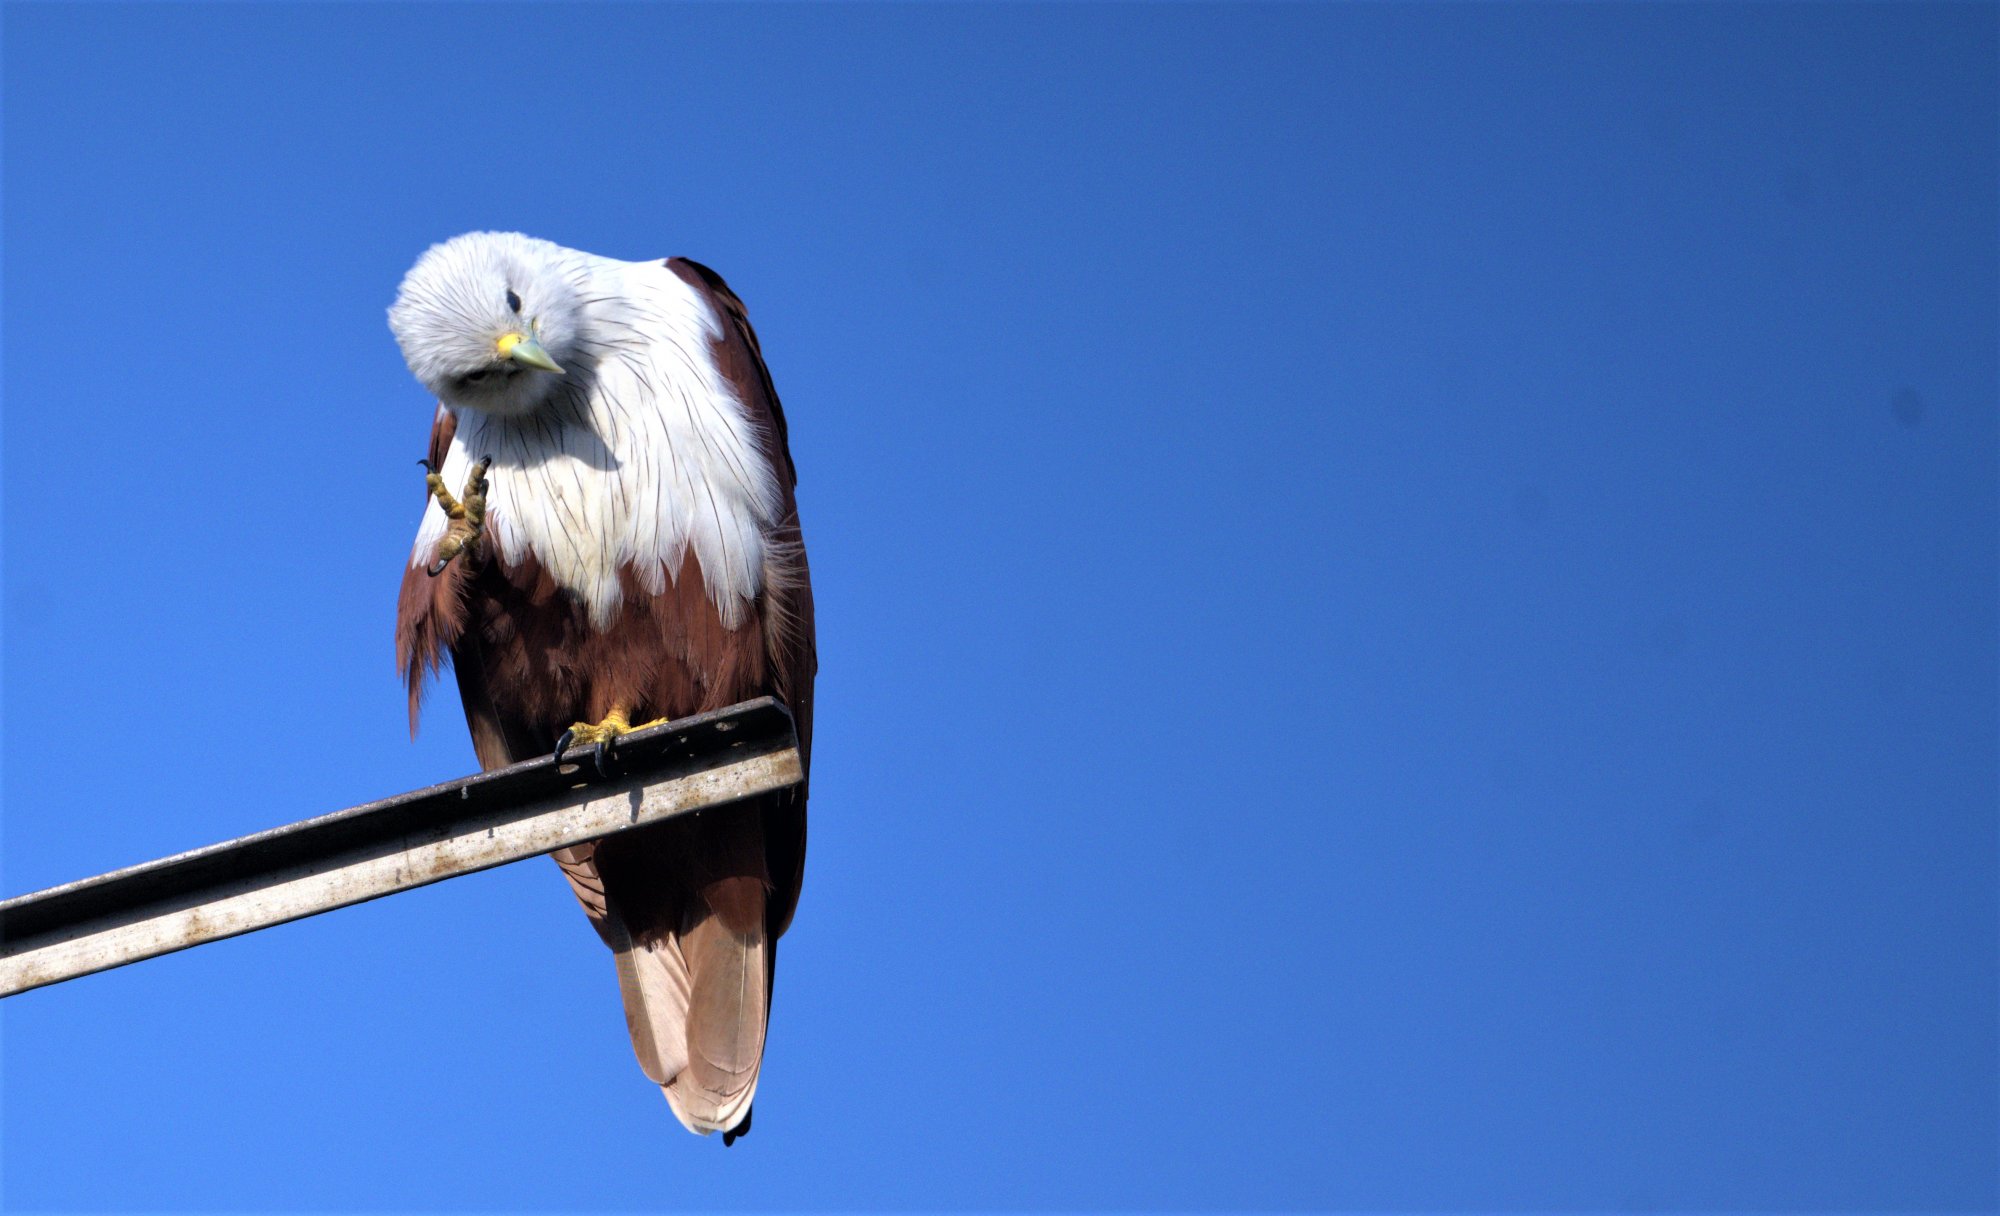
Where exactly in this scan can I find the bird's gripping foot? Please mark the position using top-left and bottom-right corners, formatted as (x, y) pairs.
(554, 707), (667, 777)
(423, 456), (492, 577)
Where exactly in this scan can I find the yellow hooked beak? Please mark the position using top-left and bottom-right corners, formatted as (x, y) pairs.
(496, 331), (564, 374)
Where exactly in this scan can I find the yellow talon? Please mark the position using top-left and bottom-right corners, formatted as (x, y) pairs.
(425, 456), (491, 577)
(554, 706), (666, 768)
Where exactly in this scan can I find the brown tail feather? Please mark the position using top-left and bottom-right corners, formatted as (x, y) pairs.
(616, 924), (691, 1087)
(666, 875), (769, 1134)
(556, 810), (773, 1139)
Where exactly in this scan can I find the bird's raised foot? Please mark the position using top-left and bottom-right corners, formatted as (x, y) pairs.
(423, 455), (492, 577)
(553, 707), (667, 777)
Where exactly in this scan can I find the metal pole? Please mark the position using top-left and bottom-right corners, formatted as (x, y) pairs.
(0, 698), (801, 997)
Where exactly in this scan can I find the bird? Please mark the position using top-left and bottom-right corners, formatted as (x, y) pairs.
(388, 232), (814, 1143)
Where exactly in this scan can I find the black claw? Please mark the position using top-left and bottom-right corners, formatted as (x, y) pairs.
(591, 737), (614, 779)
(553, 728), (576, 765)
(723, 1106), (752, 1146)
(425, 555), (450, 578)
(417, 457), (435, 473)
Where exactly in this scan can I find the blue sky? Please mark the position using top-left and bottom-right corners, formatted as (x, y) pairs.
(2, 3), (1994, 1210)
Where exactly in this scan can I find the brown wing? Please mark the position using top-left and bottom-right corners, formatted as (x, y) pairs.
(669, 257), (817, 938)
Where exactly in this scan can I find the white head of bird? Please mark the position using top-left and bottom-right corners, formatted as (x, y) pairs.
(388, 231), (582, 416)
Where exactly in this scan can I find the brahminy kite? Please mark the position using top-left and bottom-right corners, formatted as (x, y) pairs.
(389, 232), (815, 1143)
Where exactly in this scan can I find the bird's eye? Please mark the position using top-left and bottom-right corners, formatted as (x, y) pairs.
(463, 369), (490, 384)
(506, 289), (522, 313)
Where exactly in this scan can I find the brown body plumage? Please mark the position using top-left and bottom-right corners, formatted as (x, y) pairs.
(395, 256), (814, 1140)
